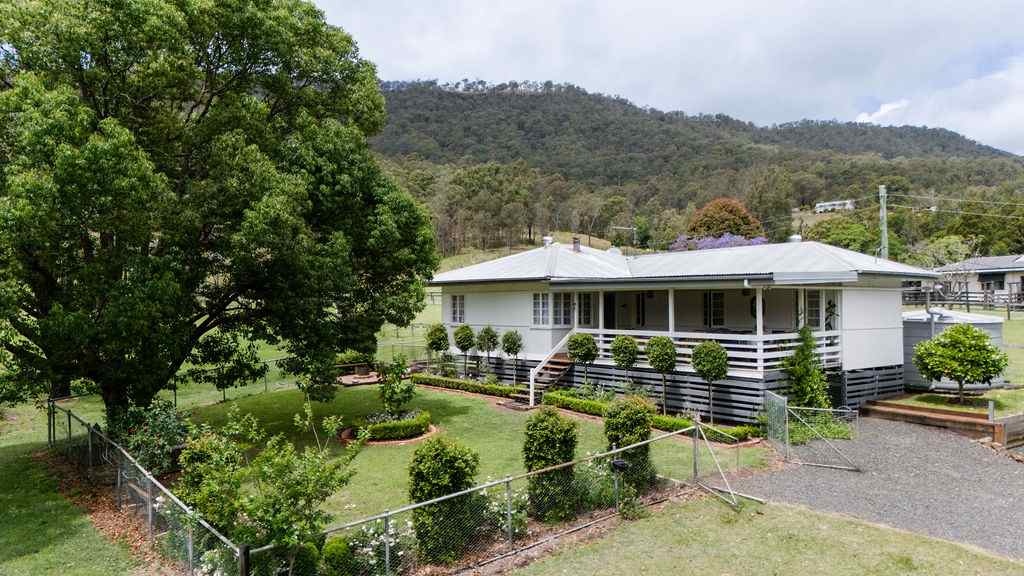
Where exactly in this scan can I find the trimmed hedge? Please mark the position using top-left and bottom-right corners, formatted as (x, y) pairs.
(544, 390), (760, 442)
(362, 411), (432, 441)
(542, 390), (608, 416)
(650, 413), (693, 432)
(411, 373), (518, 398)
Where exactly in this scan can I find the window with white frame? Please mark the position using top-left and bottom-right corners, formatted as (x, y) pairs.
(553, 293), (573, 326)
(703, 291), (725, 328)
(532, 293), (549, 325)
(805, 290), (821, 329)
(578, 293), (593, 326)
(450, 295), (465, 323)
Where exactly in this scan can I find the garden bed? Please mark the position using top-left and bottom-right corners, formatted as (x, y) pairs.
(410, 373), (520, 398)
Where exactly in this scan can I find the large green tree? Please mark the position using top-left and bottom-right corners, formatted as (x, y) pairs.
(0, 0), (437, 422)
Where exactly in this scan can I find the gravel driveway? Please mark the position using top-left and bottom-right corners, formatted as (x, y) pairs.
(733, 417), (1024, 560)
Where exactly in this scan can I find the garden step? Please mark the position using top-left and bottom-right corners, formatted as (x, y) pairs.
(861, 402), (998, 439)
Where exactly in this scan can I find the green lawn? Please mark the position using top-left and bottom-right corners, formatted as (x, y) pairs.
(188, 385), (767, 525)
(514, 499), (1024, 576)
(889, 390), (1024, 417)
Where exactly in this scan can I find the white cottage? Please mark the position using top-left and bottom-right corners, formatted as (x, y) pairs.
(430, 238), (937, 421)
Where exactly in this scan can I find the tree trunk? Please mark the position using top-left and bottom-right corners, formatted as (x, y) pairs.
(708, 382), (714, 425)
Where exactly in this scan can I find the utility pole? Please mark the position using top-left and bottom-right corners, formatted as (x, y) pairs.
(878, 184), (889, 259)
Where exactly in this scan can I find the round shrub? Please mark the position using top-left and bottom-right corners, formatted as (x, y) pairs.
(476, 325), (499, 365)
(408, 437), (481, 564)
(692, 340), (728, 423)
(321, 537), (355, 576)
(645, 336), (676, 415)
(610, 335), (638, 382)
(502, 330), (524, 384)
(291, 542), (320, 576)
(523, 407), (579, 522)
(121, 399), (189, 476)
(425, 323), (450, 374)
(567, 332), (599, 381)
(604, 396), (656, 490)
(453, 325), (475, 375)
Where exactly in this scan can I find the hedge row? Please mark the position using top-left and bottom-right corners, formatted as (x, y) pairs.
(541, 390), (608, 416)
(410, 373), (519, 398)
(362, 410), (432, 441)
(543, 390), (760, 442)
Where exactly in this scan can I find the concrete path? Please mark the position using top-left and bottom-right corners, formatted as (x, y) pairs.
(733, 417), (1024, 560)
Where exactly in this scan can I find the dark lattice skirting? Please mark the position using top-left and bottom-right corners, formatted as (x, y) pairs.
(468, 355), (903, 423)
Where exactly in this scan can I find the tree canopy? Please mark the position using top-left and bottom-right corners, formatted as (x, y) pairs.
(0, 0), (436, 421)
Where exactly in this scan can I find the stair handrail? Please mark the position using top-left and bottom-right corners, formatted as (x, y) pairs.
(529, 329), (576, 406)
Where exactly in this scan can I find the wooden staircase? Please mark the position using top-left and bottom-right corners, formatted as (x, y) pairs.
(513, 354), (572, 405)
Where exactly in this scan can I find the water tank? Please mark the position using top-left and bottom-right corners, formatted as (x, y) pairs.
(902, 308), (1006, 391)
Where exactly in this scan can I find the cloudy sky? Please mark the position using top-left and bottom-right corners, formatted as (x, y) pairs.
(319, 1), (1024, 155)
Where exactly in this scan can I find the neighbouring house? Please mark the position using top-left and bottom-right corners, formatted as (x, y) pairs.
(934, 255), (1024, 302)
(429, 237), (937, 422)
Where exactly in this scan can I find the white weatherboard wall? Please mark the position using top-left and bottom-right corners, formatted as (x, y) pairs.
(840, 288), (903, 370)
(441, 284), (557, 359)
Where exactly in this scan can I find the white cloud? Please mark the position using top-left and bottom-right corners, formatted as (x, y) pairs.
(317, 0), (1024, 154)
(854, 59), (1024, 154)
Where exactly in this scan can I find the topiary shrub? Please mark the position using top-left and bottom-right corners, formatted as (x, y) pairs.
(321, 537), (355, 576)
(453, 325), (475, 377)
(378, 356), (414, 417)
(782, 326), (831, 409)
(408, 437), (481, 564)
(360, 410), (432, 441)
(523, 407), (579, 522)
(692, 340), (728, 424)
(425, 324), (450, 375)
(566, 332), (598, 382)
(410, 373), (517, 397)
(604, 396), (656, 490)
(476, 326), (499, 372)
(645, 336), (676, 415)
(291, 542), (320, 576)
(501, 330), (523, 385)
(913, 323), (1008, 404)
(610, 335), (638, 386)
(542, 389), (609, 416)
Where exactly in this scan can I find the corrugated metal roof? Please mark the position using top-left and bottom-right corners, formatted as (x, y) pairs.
(429, 241), (937, 285)
(935, 254), (1024, 273)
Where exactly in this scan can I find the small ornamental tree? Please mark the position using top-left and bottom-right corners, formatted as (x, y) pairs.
(523, 407), (579, 521)
(378, 356), (414, 417)
(567, 332), (599, 383)
(425, 324), (450, 375)
(782, 327), (831, 409)
(408, 437), (481, 564)
(610, 335), (639, 385)
(453, 325), (476, 377)
(476, 326), (499, 371)
(686, 198), (764, 239)
(502, 330), (524, 385)
(692, 341), (728, 425)
(913, 324), (1008, 404)
(645, 336), (676, 415)
(604, 396), (656, 490)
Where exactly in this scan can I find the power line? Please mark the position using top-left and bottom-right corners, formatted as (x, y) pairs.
(888, 204), (1024, 221)
(889, 193), (1024, 209)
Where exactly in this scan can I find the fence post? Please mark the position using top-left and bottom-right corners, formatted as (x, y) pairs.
(87, 424), (94, 477)
(504, 477), (514, 544)
(691, 426), (699, 481)
(186, 522), (194, 576)
(383, 511), (392, 575)
(47, 399), (52, 447)
(988, 400), (996, 422)
(146, 475), (154, 540)
(611, 444), (620, 509)
(238, 544), (251, 576)
(115, 458), (123, 510)
(66, 410), (71, 459)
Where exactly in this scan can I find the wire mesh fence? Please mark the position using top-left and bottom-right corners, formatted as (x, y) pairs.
(47, 397), (753, 576)
(47, 400), (242, 576)
(763, 391), (860, 471)
(248, 424), (751, 575)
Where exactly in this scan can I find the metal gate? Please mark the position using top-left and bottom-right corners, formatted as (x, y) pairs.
(763, 391), (860, 472)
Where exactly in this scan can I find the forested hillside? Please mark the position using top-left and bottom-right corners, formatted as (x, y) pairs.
(373, 80), (1024, 260)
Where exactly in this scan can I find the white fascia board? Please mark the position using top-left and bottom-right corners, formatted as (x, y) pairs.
(772, 271), (859, 284)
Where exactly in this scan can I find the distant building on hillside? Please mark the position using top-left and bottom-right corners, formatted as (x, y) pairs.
(814, 199), (856, 213)
(935, 254), (1024, 298)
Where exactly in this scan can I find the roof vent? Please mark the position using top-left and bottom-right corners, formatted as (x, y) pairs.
(572, 236), (581, 252)
(787, 234), (802, 243)
(542, 235), (554, 247)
